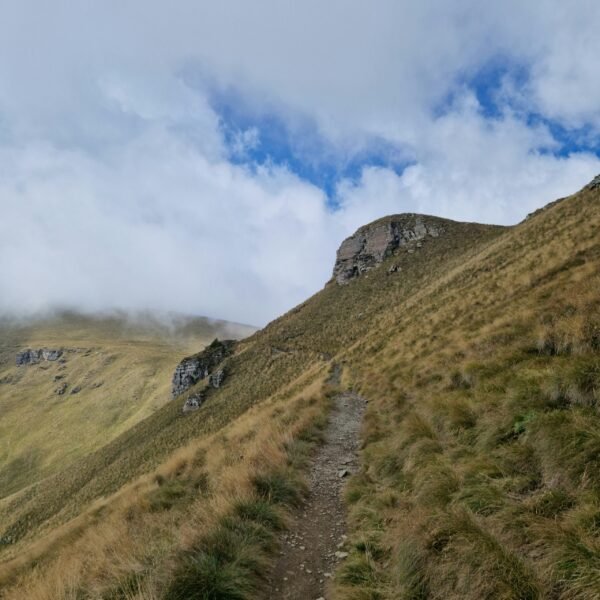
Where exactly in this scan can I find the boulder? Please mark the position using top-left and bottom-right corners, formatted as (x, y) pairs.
(182, 392), (205, 413)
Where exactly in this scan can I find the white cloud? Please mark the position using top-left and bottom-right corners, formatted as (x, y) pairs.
(0, 1), (599, 325)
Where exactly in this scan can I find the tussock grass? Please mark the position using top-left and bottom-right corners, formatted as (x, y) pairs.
(3, 184), (600, 599)
(334, 185), (600, 599)
(0, 371), (330, 599)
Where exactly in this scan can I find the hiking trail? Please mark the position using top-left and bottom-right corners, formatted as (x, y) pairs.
(268, 390), (366, 599)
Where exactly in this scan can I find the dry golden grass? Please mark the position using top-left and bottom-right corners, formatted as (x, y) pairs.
(334, 185), (600, 599)
(0, 362), (330, 599)
(2, 183), (599, 599)
(0, 311), (255, 501)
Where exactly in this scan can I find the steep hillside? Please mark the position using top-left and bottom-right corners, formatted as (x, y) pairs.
(336, 184), (600, 599)
(0, 179), (598, 599)
(0, 312), (256, 499)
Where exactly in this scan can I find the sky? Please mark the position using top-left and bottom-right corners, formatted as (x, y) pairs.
(1, 1), (599, 326)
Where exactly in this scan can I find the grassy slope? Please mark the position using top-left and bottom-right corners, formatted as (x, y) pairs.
(0, 218), (501, 594)
(337, 185), (600, 599)
(0, 312), (256, 499)
(1, 183), (598, 599)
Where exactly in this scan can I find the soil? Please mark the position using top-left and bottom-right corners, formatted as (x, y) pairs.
(267, 390), (366, 599)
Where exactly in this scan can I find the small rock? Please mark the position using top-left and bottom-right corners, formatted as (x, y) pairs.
(208, 368), (226, 389)
(335, 551), (349, 559)
(338, 469), (348, 478)
(182, 392), (205, 413)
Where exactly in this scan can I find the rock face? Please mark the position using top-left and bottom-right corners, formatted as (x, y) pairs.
(208, 368), (226, 389)
(171, 339), (235, 398)
(587, 174), (600, 190)
(332, 214), (444, 284)
(16, 348), (63, 366)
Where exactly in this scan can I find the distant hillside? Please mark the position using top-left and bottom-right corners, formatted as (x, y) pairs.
(0, 179), (598, 600)
(0, 311), (256, 499)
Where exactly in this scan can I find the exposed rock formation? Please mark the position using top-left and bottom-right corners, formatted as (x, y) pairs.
(332, 214), (444, 284)
(16, 348), (63, 366)
(182, 392), (205, 413)
(171, 339), (235, 398)
(208, 368), (226, 389)
(587, 174), (600, 190)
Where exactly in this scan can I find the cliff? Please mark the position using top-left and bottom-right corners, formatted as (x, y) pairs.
(331, 214), (449, 284)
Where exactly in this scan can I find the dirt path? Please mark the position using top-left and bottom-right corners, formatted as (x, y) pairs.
(267, 390), (366, 599)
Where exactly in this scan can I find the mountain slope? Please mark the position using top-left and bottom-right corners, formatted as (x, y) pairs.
(1, 180), (599, 599)
(0, 312), (256, 499)
(336, 184), (600, 599)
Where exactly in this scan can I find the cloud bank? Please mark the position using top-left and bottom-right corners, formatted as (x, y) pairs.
(0, 1), (599, 325)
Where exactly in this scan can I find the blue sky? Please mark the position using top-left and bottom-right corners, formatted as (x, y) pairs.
(209, 84), (410, 201)
(0, 1), (599, 325)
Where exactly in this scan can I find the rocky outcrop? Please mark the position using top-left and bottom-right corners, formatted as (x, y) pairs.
(16, 348), (63, 366)
(182, 392), (205, 413)
(171, 339), (235, 398)
(587, 174), (600, 190)
(208, 368), (226, 389)
(332, 214), (444, 284)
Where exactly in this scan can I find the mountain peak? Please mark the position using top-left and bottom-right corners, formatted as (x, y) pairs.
(332, 213), (451, 284)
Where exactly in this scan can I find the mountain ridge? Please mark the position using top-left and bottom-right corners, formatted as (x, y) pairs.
(0, 180), (599, 599)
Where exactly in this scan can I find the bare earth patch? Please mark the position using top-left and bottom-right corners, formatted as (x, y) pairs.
(268, 391), (366, 599)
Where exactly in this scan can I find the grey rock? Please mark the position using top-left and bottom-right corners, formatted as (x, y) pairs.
(42, 349), (63, 361)
(70, 385), (81, 395)
(587, 174), (600, 190)
(171, 339), (236, 398)
(208, 368), (226, 389)
(55, 382), (68, 395)
(182, 392), (205, 413)
(331, 214), (444, 284)
(16, 348), (63, 366)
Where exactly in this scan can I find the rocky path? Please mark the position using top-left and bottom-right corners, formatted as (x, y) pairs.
(267, 391), (366, 599)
